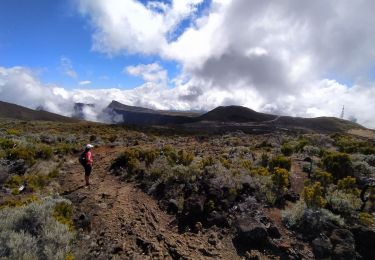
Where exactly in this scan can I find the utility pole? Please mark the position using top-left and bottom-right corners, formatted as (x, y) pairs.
(340, 105), (344, 119)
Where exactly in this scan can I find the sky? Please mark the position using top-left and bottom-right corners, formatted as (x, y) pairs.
(0, 0), (375, 128)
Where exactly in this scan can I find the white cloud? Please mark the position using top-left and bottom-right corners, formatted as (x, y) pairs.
(79, 80), (91, 85)
(77, 0), (205, 55)
(59, 56), (78, 79)
(125, 63), (167, 84)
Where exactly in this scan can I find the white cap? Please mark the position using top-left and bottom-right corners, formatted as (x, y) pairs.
(86, 144), (94, 149)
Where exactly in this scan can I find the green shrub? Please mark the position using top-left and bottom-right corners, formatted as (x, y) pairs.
(295, 138), (310, 152)
(177, 150), (194, 166)
(0, 138), (17, 150)
(240, 160), (252, 171)
(281, 143), (294, 156)
(7, 146), (35, 165)
(6, 129), (21, 136)
(111, 148), (140, 172)
(358, 212), (375, 227)
(337, 176), (360, 196)
(0, 197), (74, 259)
(25, 173), (50, 191)
(53, 202), (74, 230)
(35, 144), (53, 160)
(0, 195), (39, 209)
(334, 135), (375, 155)
(322, 152), (352, 180)
(326, 189), (361, 217)
(314, 171), (333, 191)
(6, 175), (23, 188)
(219, 156), (231, 169)
(269, 156), (291, 171)
(55, 143), (77, 155)
(250, 166), (269, 176)
(282, 200), (306, 228)
(303, 182), (326, 208)
(162, 146), (178, 165)
(271, 168), (289, 193)
(140, 149), (159, 167)
(200, 155), (215, 168)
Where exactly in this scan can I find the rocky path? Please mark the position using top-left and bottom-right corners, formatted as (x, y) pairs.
(58, 146), (239, 260)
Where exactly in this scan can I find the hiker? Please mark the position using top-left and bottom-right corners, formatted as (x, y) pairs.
(79, 144), (94, 186)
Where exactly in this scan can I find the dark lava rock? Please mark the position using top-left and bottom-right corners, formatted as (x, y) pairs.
(330, 229), (359, 260)
(312, 237), (332, 259)
(9, 159), (28, 175)
(267, 224), (281, 239)
(178, 195), (205, 231)
(284, 190), (300, 202)
(167, 199), (179, 214)
(351, 225), (375, 259)
(206, 211), (229, 228)
(297, 209), (340, 240)
(76, 213), (91, 230)
(234, 218), (268, 247)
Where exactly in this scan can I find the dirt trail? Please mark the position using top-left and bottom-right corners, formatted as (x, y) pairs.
(58, 146), (239, 260)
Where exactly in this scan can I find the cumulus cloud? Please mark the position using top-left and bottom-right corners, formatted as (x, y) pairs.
(125, 63), (167, 84)
(77, 0), (205, 55)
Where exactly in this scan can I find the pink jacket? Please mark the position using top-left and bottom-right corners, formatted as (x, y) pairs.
(86, 151), (93, 165)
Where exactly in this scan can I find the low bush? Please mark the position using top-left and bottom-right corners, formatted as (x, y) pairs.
(34, 144), (53, 160)
(322, 152), (352, 180)
(0, 138), (17, 150)
(303, 182), (326, 208)
(25, 173), (51, 191)
(0, 195), (39, 210)
(281, 143), (294, 156)
(110, 148), (142, 175)
(0, 197), (74, 260)
(326, 189), (361, 217)
(250, 166), (269, 176)
(358, 212), (375, 227)
(6, 175), (23, 188)
(314, 171), (333, 191)
(282, 201), (344, 236)
(271, 167), (289, 193)
(269, 156), (291, 171)
(6, 129), (21, 136)
(337, 176), (360, 196)
(53, 201), (74, 230)
(7, 146), (36, 165)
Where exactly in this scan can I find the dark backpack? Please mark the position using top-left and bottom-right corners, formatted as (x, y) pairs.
(79, 151), (87, 166)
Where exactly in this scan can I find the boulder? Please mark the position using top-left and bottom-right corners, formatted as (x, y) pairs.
(267, 224), (281, 239)
(234, 217), (269, 248)
(76, 213), (91, 230)
(167, 199), (179, 215)
(206, 211), (229, 228)
(312, 237), (332, 259)
(351, 225), (375, 259)
(329, 229), (359, 259)
(298, 209), (340, 240)
(9, 159), (27, 175)
(284, 190), (300, 202)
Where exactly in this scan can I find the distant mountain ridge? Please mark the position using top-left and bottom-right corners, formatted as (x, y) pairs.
(101, 100), (365, 133)
(0, 99), (367, 133)
(0, 100), (79, 123)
